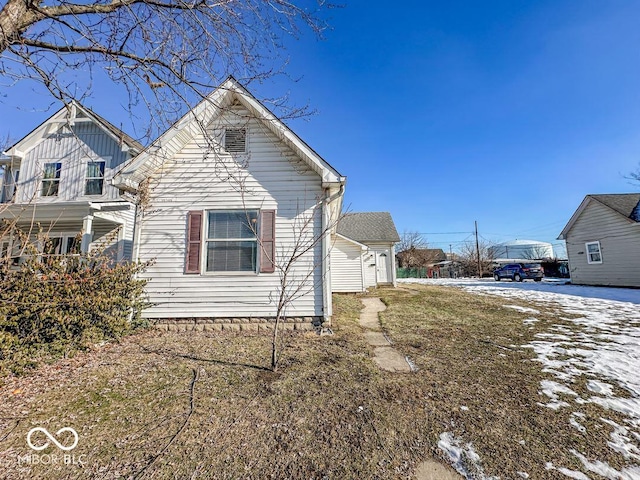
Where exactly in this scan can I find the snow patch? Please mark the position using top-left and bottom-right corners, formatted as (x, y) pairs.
(402, 278), (640, 476)
(437, 432), (498, 480)
(588, 380), (615, 396)
(571, 449), (640, 480)
(504, 304), (540, 314)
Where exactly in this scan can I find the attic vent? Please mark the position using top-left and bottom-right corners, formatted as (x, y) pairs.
(224, 128), (246, 153)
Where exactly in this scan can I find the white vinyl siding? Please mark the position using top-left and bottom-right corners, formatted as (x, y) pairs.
(330, 236), (366, 293)
(565, 201), (640, 287)
(137, 105), (325, 319)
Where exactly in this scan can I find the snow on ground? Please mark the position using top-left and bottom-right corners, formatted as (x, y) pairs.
(437, 432), (498, 480)
(401, 278), (640, 479)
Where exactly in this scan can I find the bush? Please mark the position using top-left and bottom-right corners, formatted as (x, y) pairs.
(0, 230), (150, 375)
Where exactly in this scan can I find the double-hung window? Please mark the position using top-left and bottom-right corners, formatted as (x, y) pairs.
(585, 241), (602, 264)
(205, 210), (258, 272)
(41, 162), (62, 196)
(85, 160), (106, 195)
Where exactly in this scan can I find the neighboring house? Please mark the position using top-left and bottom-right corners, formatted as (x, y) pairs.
(112, 77), (345, 327)
(0, 103), (143, 263)
(396, 248), (455, 278)
(331, 212), (400, 292)
(558, 194), (640, 287)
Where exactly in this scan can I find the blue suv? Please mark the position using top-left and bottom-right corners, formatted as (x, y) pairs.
(493, 263), (544, 282)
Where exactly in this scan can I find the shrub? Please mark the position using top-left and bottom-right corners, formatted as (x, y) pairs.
(0, 228), (150, 375)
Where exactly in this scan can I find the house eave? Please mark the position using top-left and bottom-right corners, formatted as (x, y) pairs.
(335, 233), (368, 250)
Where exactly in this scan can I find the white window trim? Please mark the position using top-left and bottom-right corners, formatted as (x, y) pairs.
(42, 233), (81, 256)
(40, 161), (62, 197)
(82, 156), (111, 198)
(84, 159), (107, 196)
(585, 241), (603, 264)
(202, 209), (259, 275)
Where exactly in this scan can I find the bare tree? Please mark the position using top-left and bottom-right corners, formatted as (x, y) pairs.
(262, 198), (341, 371)
(520, 244), (554, 261)
(398, 230), (428, 253)
(0, 0), (333, 140)
(457, 239), (495, 277)
(396, 230), (428, 269)
(627, 165), (640, 185)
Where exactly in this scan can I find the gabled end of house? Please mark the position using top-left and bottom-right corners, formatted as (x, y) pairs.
(559, 193), (640, 288)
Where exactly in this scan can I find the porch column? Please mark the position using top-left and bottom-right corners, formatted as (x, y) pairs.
(81, 215), (94, 253)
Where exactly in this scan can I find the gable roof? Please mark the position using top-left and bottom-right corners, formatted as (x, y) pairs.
(112, 76), (345, 192)
(558, 193), (640, 239)
(2, 101), (143, 160)
(337, 212), (400, 244)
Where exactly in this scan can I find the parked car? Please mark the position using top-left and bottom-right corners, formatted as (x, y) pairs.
(493, 263), (544, 282)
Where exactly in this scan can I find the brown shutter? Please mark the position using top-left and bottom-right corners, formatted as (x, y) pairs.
(260, 209), (276, 273)
(185, 211), (203, 274)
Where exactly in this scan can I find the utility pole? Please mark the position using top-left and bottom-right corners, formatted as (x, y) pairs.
(475, 220), (482, 278)
(449, 244), (453, 278)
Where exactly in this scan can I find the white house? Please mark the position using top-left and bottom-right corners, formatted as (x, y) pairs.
(0, 103), (142, 262)
(558, 193), (640, 287)
(331, 212), (399, 292)
(112, 77), (346, 328)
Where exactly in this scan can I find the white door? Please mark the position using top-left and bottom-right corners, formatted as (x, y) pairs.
(377, 252), (389, 283)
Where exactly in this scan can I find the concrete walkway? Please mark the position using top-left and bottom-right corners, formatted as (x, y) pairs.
(359, 297), (412, 373)
(359, 297), (463, 480)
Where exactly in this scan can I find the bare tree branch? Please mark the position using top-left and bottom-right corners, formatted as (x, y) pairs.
(1, 0), (335, 141)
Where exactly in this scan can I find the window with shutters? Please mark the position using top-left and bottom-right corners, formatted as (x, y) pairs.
(205, 210), (258, 272)
(224, 128), (246, 153)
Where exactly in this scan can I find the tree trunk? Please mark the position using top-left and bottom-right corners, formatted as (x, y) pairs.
(0, 0), (30, 54)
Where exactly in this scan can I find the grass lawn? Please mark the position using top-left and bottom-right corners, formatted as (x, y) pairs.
(0, 285), (633, 479)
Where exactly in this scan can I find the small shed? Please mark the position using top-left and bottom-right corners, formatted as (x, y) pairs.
(331, 212), (400, 292)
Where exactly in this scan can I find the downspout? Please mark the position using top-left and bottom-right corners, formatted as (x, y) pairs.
(321, 184), (344, 325)
(131, 201), (141, 262)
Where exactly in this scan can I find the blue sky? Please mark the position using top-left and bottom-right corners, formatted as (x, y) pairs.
(2, 1), (640, 257)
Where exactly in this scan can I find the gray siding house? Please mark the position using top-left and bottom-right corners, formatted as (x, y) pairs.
(1, 103), (142, 262)
(558, 194), (640, 287)
(331, 212), (400, 292)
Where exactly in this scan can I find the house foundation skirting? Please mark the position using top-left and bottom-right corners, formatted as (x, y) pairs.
(153, 316), (323, 332)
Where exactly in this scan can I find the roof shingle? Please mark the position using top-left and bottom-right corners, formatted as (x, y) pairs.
(337, 212), (400, 243)
(590, 194), (640, 222)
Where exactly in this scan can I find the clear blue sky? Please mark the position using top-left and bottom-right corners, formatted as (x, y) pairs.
(2, 1), (640, 257)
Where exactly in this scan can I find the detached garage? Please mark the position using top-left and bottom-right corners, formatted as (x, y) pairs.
(331, 212), (400, 293)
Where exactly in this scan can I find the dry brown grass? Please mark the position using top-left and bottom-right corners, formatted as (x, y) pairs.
(0, 287), (633, 479)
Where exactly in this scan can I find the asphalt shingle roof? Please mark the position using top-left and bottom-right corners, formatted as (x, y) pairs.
(590, 194), (640, 222)
(337, 212), (400, 243)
